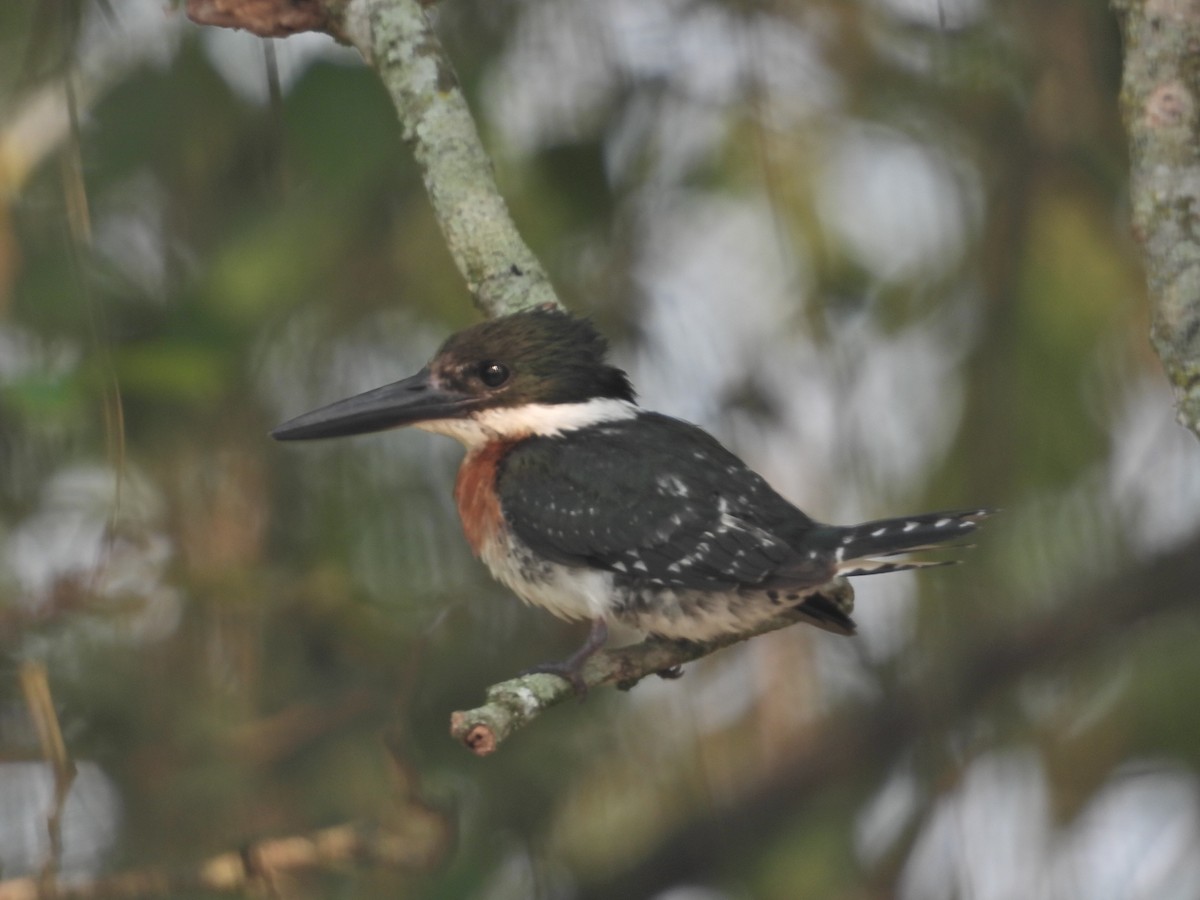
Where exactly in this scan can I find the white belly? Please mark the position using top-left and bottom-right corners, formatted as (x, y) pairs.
(477, 529), (833, 641)
(478, 529), (617, 623)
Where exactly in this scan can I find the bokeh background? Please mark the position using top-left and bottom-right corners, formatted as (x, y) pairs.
(3, 0), (1200, 896)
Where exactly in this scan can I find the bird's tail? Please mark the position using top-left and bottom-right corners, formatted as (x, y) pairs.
(829, 508), (993, 578)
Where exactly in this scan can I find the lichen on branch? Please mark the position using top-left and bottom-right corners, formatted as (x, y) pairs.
(450, 611), (813, 756)
(1113, 0), (1200, 439)
(339, 0), (559, 316)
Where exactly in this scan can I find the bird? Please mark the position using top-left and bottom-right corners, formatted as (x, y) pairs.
(273, 307), (989, 693)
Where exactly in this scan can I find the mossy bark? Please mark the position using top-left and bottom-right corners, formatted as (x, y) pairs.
(1113, 0), (1200, 439)
(337, 0), (559, 317)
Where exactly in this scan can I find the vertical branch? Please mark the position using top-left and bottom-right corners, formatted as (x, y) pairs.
(337, 0), (560, 318)
(186, 0), (564, 318)
(19, 662), (77, 888)
(1112, 0), (1200, 440)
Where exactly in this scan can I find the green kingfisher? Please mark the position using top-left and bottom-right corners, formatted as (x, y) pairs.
(273, 308), (989, 692)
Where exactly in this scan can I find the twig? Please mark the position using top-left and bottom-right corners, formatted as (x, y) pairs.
(450, 610), (813, 755)
(1112, 0), (1200, 440)
(18, 662), (77, 892)
(0, 817), (449, 900)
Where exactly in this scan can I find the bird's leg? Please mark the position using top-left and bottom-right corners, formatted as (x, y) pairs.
(522, 618), (609, 697)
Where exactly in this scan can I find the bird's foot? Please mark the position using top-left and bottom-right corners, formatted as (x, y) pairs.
(639, 635), (692, 682)
(520, 660), (590, 697)
(520, 618), (609, 699)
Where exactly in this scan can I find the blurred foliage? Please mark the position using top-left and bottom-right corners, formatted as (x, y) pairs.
(1, 0), (1199, 898)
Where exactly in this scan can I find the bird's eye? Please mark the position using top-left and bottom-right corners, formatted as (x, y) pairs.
(478, 361), (510, 388)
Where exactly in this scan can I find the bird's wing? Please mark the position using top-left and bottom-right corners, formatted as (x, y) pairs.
(495, 413), (834, 592)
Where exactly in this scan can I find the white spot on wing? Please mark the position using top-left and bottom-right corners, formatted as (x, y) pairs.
(656, 474), (690, 498)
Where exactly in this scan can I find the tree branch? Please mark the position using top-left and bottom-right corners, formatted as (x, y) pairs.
(0, 817), (449, 900)
(1113, 0), (1200, 439)
(18, 663), (77, 891)
(186, 0), (561, 317)
(338, 0), (559, 316)
(0, 714), (451, 899)
(450, 609), (816, 755)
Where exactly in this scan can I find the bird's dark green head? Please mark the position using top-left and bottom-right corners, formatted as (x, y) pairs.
(272, 308), (636, 444)
(432, 307), (634, 407)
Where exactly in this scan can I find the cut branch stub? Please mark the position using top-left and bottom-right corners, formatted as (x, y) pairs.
(186, 0), (330, 38)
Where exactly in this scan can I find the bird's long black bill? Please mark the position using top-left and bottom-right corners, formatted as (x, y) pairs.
(271, 368), (474, 441)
